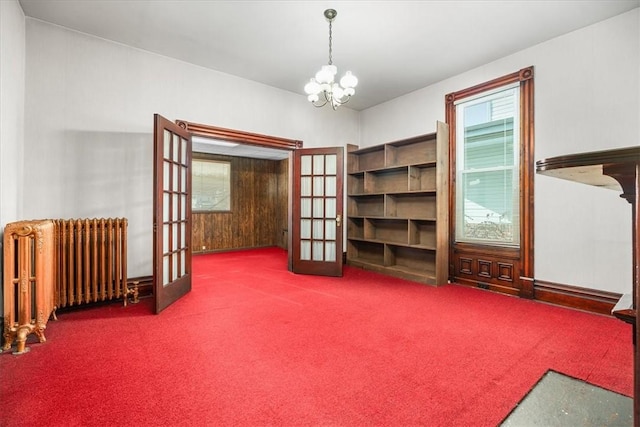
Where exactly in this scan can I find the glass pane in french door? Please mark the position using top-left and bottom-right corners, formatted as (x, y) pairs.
(162, 132), (189, 287)
(299, 153), (338, 263)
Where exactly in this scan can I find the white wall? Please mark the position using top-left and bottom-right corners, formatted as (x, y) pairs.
(359, 9), (639, 294)
(0, 0), (25, 229)
(0, 0), (25, 321)
(23, 19), (359, 277)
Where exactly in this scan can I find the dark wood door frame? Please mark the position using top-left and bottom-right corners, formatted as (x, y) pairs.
(445, 66), (535, 298)
(175, 120), (302, 150)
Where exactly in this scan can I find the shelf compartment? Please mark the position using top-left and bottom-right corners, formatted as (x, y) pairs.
(347, 240), (384, 266)
(409, 220), (436, 248)
(349, 146), (385, 171)
(348, 195), (384, 217)
(386, 194), (436, 219)
(364, 218), (408, 245)
(365, 168), (408, 193)
(409, 165), (436, 192)
(386, 136), (437, 166)
(386, 245), (436, 276)
(347, 217), (364, 239)
(348, 172), (365, 194)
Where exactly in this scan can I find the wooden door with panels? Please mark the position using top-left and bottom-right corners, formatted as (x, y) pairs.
(153, 114), (192, 313)
(290, 147), (344, 277)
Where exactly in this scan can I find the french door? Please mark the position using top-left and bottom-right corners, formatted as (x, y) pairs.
(153, 114), (192, 313)
(290, 147), (344, 276)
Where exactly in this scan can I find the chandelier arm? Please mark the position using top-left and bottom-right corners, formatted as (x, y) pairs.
(333, 96), (351, 107)
(312, 98), (329, 108)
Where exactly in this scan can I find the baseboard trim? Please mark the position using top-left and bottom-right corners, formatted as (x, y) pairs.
(534, 280), (621, 316)
(52, 275), (154, 314)
(128, 275), (153, 298)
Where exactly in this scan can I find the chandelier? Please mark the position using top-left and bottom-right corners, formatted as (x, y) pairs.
(304, 9), (358, 110)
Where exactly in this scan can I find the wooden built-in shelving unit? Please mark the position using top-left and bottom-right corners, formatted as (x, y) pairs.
(346, 121), (449, 285)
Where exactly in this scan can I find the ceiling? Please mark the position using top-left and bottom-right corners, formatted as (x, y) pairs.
(19, 0), (639, 112)
(192, 136), (290, 160)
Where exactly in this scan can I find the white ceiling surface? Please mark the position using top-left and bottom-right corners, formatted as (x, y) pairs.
(19, 0), (639, 112)
(17, 1), (639, 160)
(192, 137), (290, 160)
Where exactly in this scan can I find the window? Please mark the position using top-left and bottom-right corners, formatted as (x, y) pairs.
(192, 159), (231, 211)
(455, 85), (520, 246)
(445, 66), (534, 295)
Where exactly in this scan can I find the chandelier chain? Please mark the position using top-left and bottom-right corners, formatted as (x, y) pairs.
(328, 19), (333, 65)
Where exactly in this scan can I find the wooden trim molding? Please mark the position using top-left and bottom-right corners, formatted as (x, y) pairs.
(534, 279), (621, 316)
(519, 66), (535, 298)
(176, 120), (302, 150)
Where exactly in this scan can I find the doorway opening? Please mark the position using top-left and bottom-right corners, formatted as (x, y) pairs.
(175, 119), (345, 279)
(177, 120), (299, 255)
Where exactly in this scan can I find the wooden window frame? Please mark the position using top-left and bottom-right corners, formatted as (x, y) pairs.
(445, 66), (535, 297)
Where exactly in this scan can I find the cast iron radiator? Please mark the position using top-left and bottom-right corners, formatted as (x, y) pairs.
(2, 220), (56, 354)
(53, 218), (131, 309)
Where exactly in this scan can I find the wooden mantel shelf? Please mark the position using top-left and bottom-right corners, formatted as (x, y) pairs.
(612, 293), (636, 325)
(536, 145), (640, 425)
(537, 146), (639, 193)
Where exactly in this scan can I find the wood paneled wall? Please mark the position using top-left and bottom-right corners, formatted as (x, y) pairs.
(192, 153), (289, 253)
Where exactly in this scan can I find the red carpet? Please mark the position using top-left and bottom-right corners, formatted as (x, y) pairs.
(0, 247), (632, 426)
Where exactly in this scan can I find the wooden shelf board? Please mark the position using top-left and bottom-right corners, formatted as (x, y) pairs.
(348, 215), (437, 222)
(349, 190), (436, 197)
(411, 161), (437, 169)
(349, 192), (386, 197)
(346, 259), (438, 285)
(386, 190), (437, 196)
(386, 216), (437, 221)
(408, 244), (437, 251)
(387, 264), (436, 278)
(347, 237), (406, 246)
(349, 145), (385, 156)
(347, 237), (436, 251)
(346, 257), (385, 269)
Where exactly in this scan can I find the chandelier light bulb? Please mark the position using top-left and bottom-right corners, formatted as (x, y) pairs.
(304, 79), (321, 95)
(304, 9), (357, 110)
(315, 67), (332, 85)
(340, 71), (358, 89)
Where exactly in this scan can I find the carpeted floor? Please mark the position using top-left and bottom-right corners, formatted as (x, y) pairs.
(0, 247), (633, 426)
